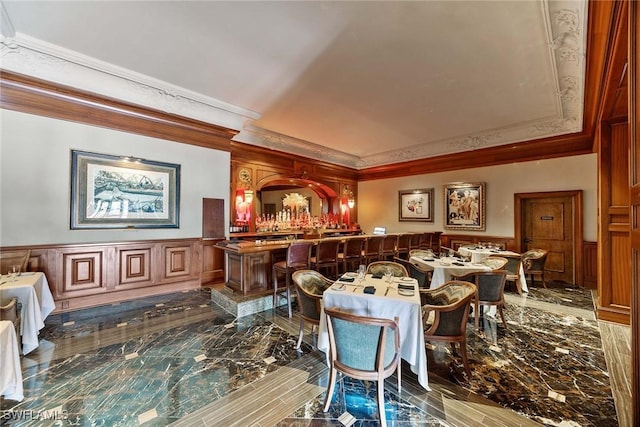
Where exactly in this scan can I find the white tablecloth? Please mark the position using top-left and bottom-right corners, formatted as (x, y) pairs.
(0, 320), (23, 401)
(410, 256), (491, 289)
(318, 275), (430, 391)
(456, 248), (528, 292)
(0, 272), (55, 354)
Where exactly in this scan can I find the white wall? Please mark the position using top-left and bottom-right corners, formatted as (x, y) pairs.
(0, 110), (230, 246)
(358, 154), (598, 241)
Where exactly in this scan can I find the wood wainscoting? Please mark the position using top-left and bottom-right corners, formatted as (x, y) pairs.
(2, 238), (225, 313)
(441, 234), (517, 252)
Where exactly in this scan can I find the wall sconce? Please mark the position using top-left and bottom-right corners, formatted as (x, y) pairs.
(344, 185), (355, 208)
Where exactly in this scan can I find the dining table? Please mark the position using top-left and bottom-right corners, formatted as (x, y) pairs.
(409, 256), (492, 289)
(317, 273), (430, 391)
(0, 272), (56, 354)
(456, 246), (529, 292)
(0, 320), (24, 401)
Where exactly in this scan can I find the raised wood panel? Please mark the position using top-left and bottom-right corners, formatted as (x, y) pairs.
(610, 232), (632, 307)
(118, 248), (151, 286)
(164, 246), (192, 278)
(611, 123), (630, 205)
(201, 239), (225, 284)
(61, 250), (106, 297)
(545, 251), (566, 275)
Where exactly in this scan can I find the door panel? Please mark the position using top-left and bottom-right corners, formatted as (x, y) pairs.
(523, 197), (575, 284)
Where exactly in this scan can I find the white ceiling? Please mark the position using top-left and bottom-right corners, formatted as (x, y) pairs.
(0, 1), (588, 169)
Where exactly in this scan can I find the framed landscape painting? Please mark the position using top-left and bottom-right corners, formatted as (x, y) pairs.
(70, 150), (180, 229)
(398, 188), (434, 222)
(444, 182), (485, 231)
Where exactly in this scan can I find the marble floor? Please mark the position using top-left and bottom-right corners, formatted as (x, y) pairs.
(0, 282), (625, 426)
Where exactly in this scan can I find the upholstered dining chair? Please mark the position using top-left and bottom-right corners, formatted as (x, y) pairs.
(0, 297), (22, 354)
(363, 235), (385, 264)
(322, 307), (401, 427)
(338, 236), (366, 274)
(311, 238), (341, 279)
(470, 270), (508, 329)
(366, 261), (408, 278)
(522, 249), (549, 288)
(419, 280), (477, 376)
(409, 249), (436, 259)
(291, 270), (332, 349)
(480, 256), (508, 270)
(492, 253), (524, 295)
(393, 257), (432, 288)
(273, 241), (313, 318)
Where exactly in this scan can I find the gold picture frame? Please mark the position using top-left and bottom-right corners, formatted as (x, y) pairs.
(444, 182), (486, 231)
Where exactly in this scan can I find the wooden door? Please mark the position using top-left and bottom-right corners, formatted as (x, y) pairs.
(515, 191), (583, 285)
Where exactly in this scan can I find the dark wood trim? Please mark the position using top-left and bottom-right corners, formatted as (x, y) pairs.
(513, 190), (584, 286)
(0, 70), (237, 151)
(582, 241), (598, 289)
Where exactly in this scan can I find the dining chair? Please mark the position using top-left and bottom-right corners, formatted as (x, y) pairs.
(366, 261), (408, 278)
(322, 307), (401, 427)
(272, 241), (314, 318)
(522, 249), (549, 288)
(0, 297), (22, 354)
(493, 253), (524, 295)
(0, 249), (31, 276)
(291, 270), (332, 349)
(338, 236), (366, 274)
(363, 235), (385, 264)
(394, 234), (412, 260)
(380, 234), (398, 261)
(419, 280), (477, 376)
(470, 270), (508, 330)
(393, 257), (432, 288)
(409, 249), (436, 259)
(311, 239), (341, 279)
(480, 256), (508, 270)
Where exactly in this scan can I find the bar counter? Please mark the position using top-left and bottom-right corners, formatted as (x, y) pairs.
(217, 230), (363, 295)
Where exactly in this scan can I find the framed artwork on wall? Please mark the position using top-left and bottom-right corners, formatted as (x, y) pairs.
(70, 150), (180, 229)
(398, 188), (434, 222)
(444, 182), (485, 231)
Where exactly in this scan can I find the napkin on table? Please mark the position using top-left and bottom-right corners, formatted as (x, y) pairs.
(338, 276), (355, 283)
(397, 283), (414, 290)
(452, 262), (465, 266)
(371, 274), (383, 279)
(363, 286), (376, 294)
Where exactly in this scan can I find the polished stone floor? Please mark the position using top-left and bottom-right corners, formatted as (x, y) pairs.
(0, 282), (621, 426)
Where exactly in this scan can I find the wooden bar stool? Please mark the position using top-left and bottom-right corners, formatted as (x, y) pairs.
(272, 241), (313, 318)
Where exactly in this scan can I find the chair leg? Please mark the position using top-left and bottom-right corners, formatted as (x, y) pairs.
(377, 379), (387, 427)
(498, 305), (507, 329)
(296, 318), (304, 349)
(514, 278), (523, 295)
(541, 273), (547, 288)
(460, 341), (471, 377)
(322, 368), (337, 412)
(285, 273), (292, 318)
(474, 300), (480, 329)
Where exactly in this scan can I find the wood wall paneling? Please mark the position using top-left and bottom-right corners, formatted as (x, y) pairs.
(582, 241), (598, 288)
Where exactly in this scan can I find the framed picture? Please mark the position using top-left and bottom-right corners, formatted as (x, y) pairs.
(444, 182), (486, 231)
(398, 188), (434, 222)
(70, 150), (180, 229)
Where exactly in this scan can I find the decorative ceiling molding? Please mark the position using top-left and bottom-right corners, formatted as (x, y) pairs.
(0, 0), (587, 170)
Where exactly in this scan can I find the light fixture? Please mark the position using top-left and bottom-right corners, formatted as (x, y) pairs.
(121, 155), (143, 163)
(344, 185), (355, 208)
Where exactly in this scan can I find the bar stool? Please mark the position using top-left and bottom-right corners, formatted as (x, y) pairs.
(380, 234), (398, 261)
(273, 241), (313, 318)
(338, 236), (366, 274)
(363, 235), (384, 264)
(311, 239), (341, 279)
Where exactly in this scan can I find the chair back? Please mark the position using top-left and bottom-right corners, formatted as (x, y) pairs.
(395, 234), (412, 258)
(393, 257), (430, 287)
(363, 235), (384, 261)
(474, 271), (507, 303)
(497, 253), (522, 276)
(481, 256), (508, 270)
(324, 308), (400, 376)
(421, 280), (477, 337)
(344, 237), (366, 258)
(409, 233), (422, 250)
(292, 270), (331, 323)
(380, 234), (398, 259)
(286, 241), (313, 268)
(366, 261), (408, 277)
(409, 249), (435, 259)
(0, 249), (31, 275)
(522, 249), (549, 272)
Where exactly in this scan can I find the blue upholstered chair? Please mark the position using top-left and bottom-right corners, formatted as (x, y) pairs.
(291, 270), (332, 349)
(322, 307), (401, 427)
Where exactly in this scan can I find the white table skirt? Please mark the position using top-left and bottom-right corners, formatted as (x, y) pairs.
(317, 275), (430, 391)
(0, 320), (23, 401)
(0, 272), (55, 354)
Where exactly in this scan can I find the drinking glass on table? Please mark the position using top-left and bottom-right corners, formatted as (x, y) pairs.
(357, 265), (366, 282)
(9, 264), (21, 281)
(384, 268), (392, 283)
